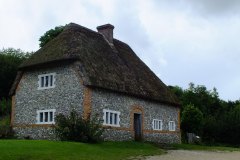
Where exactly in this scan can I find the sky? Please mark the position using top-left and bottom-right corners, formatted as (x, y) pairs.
(0, 0), (239, 101)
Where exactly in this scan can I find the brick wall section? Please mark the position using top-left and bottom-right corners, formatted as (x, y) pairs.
(10, 95), (16, 126)
(83, 88), (92, 119)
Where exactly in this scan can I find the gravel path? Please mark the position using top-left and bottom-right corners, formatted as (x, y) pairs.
(146, 150), (240, 160)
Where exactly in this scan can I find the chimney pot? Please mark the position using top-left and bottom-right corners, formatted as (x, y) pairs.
(97, 24), (114, 44)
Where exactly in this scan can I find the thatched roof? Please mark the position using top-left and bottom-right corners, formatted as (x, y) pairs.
(11, 23), (179, 106)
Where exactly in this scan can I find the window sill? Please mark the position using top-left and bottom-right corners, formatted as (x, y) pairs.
(36, 122), (55, 125)
(103, 124), (120, 127)
(37, 86), (55, 90)
(153, 129), (163, 131)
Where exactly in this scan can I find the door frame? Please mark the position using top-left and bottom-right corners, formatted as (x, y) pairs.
(131, 105), (144, 141)
(134, 113), (142, 141)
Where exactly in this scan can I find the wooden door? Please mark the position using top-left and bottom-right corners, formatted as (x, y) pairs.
(134, 113), (142, 141)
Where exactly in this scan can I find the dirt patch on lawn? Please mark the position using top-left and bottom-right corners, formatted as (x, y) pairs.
(146, 150), (240, 160)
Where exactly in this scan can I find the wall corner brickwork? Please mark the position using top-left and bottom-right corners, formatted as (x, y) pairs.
(83, 87), (92, 119)
(10, 95), (16, 127)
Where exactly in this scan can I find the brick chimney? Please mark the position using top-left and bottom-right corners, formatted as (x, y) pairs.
(97, 24), (114, 44)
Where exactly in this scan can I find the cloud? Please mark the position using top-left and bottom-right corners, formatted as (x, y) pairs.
(0, 0), (239, 100)
(133, 0), (240, 100)
(183, 0), (240, 17)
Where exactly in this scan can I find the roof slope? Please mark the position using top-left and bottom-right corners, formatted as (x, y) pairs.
(17, 23), (179, 106)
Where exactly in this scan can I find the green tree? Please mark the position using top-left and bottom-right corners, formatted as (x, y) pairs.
(0, 98), (11, 116)
(181, 104), (203, 134)
(225, 105), (240, 145)
(168, 85), (184, 102)
(169, 83), (240, 145)
(0, 48), (30, 98)
(39, 25), (65, 47)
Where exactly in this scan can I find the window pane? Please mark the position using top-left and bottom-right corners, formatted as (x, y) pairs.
(114, 113), (117, 125)
(50, 75), (53, 86)
(169, 122), (174, 130)
(110, 113), (113, 124)
(159, 121), (161, 130)
(45, 76), (49, 87)
(40, 112), (43, 122)
(106, 112), (109, 124)
(41, 77), (44, 87)
(45, 112), (48, 122)
(49, 112), (53, 122)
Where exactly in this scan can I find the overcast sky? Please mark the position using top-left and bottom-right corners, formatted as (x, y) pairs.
(0, 0), (239, 101)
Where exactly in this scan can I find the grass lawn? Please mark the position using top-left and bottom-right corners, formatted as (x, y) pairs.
(172, 143), (240, 152)
(0, 140), (164, 160)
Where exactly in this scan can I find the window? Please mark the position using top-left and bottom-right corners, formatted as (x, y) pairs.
(169, 121), (176, 131)
(103, 109), (120, 127)
(38, 73), (56, 90)
(37, 109), (56, 124)
(152, 119), (162, 130)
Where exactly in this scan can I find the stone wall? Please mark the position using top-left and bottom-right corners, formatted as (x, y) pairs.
(13, 63), (180, 143)
(103, 129), (133, 141)
(13, 63), (85, 139)
(14, 126), (55, 140)
(91, 88), (181, 143)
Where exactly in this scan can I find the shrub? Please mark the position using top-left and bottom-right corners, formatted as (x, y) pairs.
(0, 98), (11, 116)
(55, 110), (103, 143)
(0, 116), (14, 139)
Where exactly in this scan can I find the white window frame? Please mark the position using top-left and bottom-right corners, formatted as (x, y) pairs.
(169, 121), (176, 131)
(152, 119), (163, 130)
(38, 73), (56, 90)
(103, 109), (120, 127)
(36, 109), (56, 124)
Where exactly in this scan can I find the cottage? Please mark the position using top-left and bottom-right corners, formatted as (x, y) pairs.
(10, 23), (181, 143)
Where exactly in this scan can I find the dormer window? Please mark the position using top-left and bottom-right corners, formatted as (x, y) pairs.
(38, 73), (56, 90)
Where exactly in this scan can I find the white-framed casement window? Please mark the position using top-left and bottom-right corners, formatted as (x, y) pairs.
(103, 109), (120, 127)
(36, 109), (56, 124)
(152, 119), (163, 130)
(38, 73), (56, 90)
(169, 121), (176, 131)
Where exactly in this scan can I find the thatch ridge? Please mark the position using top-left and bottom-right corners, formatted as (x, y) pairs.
(12, 23), (179, 106)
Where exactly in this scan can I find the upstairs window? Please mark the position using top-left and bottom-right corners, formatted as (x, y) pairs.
(103, 109), (120, 127)
(37, 109), (56, 124)
(152, 119), (163, 130)
(169, 121), (176, 131)
(38, 73), (56, 90)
